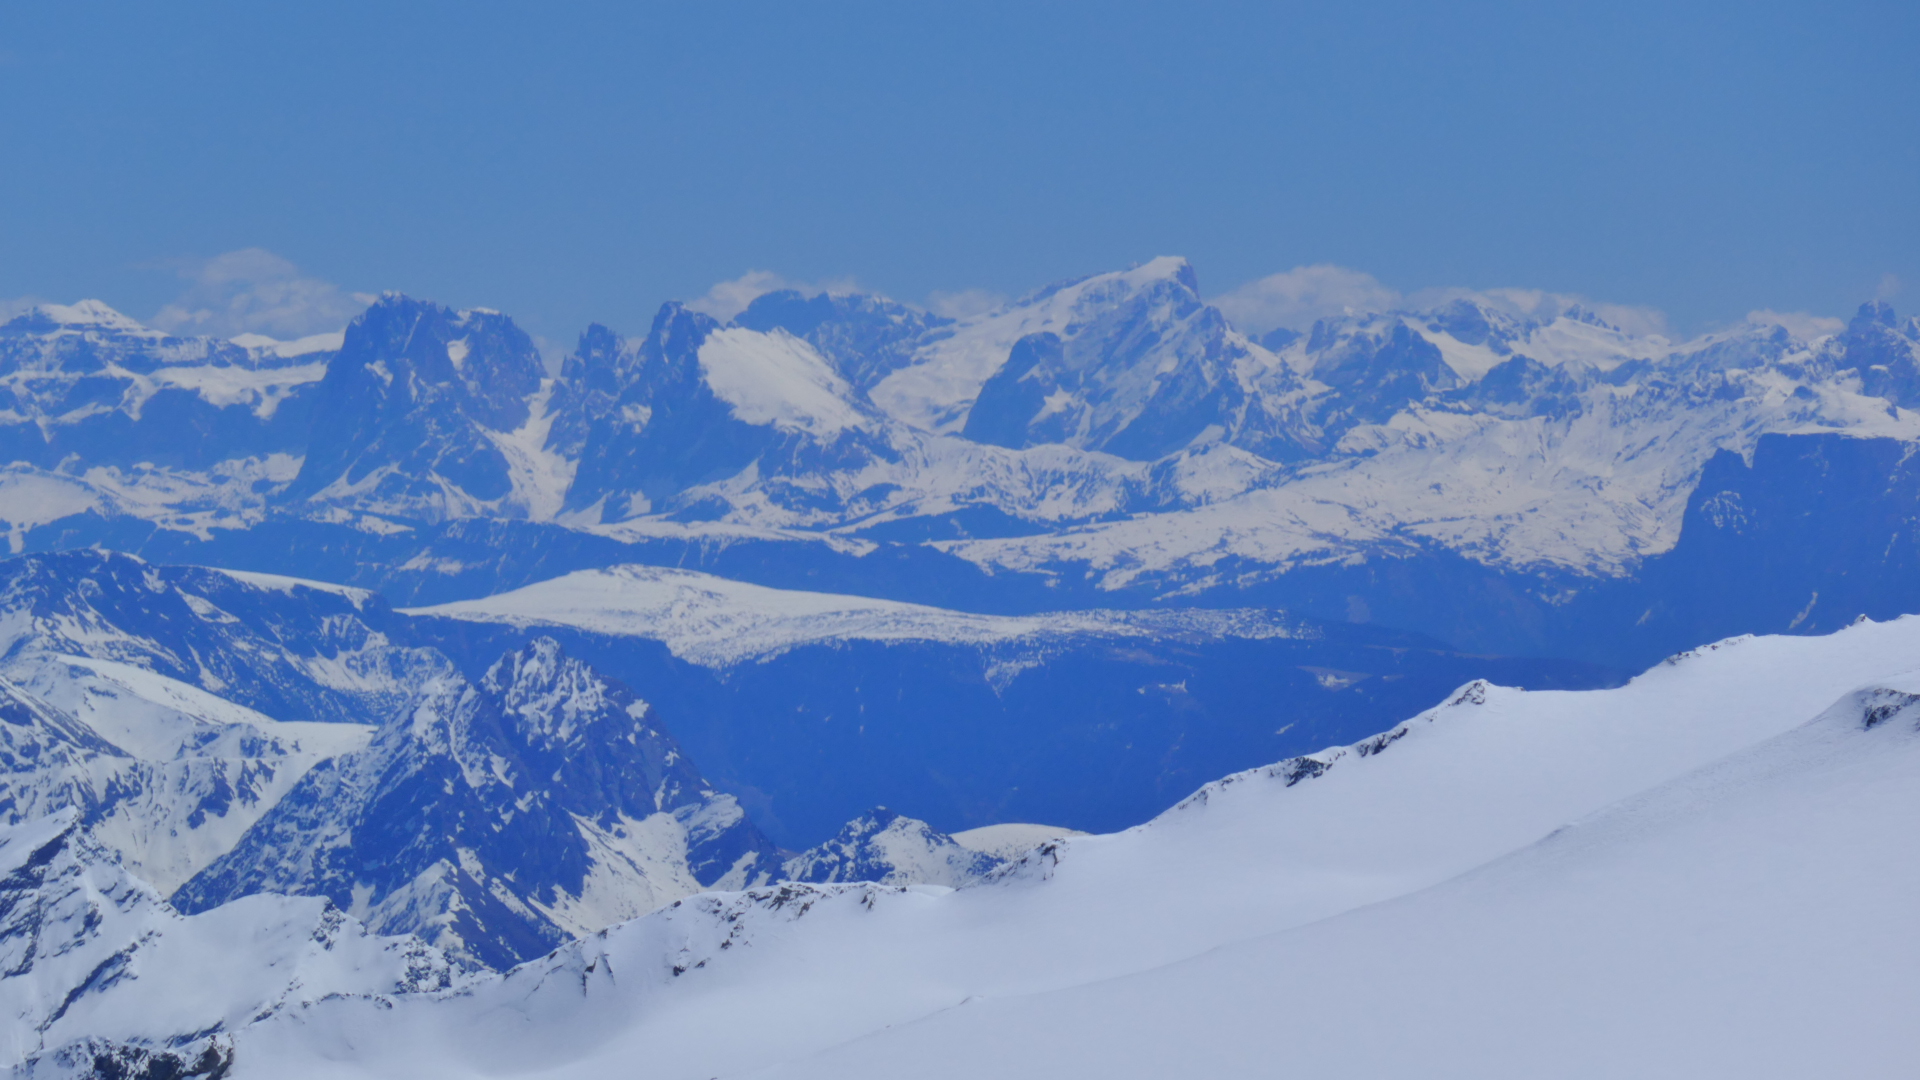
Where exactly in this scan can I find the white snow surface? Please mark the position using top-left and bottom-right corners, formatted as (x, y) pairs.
(208, 567), (378, 604)
(407, 564), (1311, 667)
(870, 256), (1199, 434)
(0, 811), (454, 1074)
(699, 328), (867, 435)
(761, 682), (1920, 1080)
(230, 330), (346, 357)
(0, 654), (369, 893)
(216, 614), (1920, 1078)
(949, 823), (1089, 861)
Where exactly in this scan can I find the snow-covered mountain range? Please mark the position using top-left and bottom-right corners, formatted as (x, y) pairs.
(7, 262), (1920, 665)
(5, 259), (1920, 1075)
(8, 611), (1912, 1077)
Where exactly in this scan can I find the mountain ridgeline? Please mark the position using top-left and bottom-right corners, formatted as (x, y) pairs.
(6, 264), (1920, 668)
(2, 266), (1920, 1076)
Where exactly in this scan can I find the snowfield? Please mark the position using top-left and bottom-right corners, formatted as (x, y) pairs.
(170, 614), (1920, 1079)
(408, 563), (1316, 667)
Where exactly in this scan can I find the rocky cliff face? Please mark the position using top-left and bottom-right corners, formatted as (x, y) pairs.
(173, 638), (782, 970)
(285, 293), (551, 518)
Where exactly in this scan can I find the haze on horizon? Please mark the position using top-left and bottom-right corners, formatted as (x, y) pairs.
(0, 1), (1913, 344)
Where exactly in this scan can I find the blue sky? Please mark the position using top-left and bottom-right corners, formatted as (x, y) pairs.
(0, 1), (1914, 343)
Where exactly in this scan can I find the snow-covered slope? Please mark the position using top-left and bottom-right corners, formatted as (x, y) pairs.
(174, 638), (783, 970)
(0, 552), (412, 890)
(0, 550), (443, 727)
(409, 562), (1320, 667)
(760, 681), (1920, 1080)
(0, 301), (324, 549)
(206, 613), (1920, 1078)
(0, 662), (365, 893)
(948, 822), (1087, 860)
(0, 810), (454, 1079)
(0, 300), (326, 472)
(0, 553), (805, 974)
(783, 808), (1001, 888)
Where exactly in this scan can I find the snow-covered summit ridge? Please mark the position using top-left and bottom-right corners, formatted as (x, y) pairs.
(784, 808), (1001, 888)
(0, 549), (445, 727)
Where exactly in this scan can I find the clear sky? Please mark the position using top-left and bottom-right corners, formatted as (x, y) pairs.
(0, 1), (1914, 344)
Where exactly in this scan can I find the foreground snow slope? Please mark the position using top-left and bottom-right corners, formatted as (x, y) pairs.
(0, 811), (453, 1076)
(761, 683), (1920, 1080)
(226, 614), (1920, 1079)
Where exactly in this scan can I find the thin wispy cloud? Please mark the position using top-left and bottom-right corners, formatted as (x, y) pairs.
(0, 295), (48, 323)
(926, 288), (1006, 320)
(151, 248), (372, 340)
(1745, 310), (1845, 341)
(1214, 264), (1673, 338)
(1210, 265), (1399, 336)
(1406, 285), (1670, 338)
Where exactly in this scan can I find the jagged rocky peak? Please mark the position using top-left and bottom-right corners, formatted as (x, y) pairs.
(477, 637), (702, 806)
(1447, 353), (1585, 419)
(1828, 300), (1920, 407)
(1307, 315), (1464, 428)
(562, 321), (633, 390)
(949, 256), (1273, 460)
(559, 297), (893, 521)
(174, 636), (781, 970)
(1421, 296), (1520, 353)
(734, 288), (953, 390)
(546, 321), (641, 458)
(785, 806), (1004, 888)
(285, 292), (548, 513)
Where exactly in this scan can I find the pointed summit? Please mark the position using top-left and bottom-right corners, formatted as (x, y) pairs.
(284, 294), (546, 516)
(784, 806), (1003, 887)
(3, 299), (155, 336)
(1851, 299), (1899, 332)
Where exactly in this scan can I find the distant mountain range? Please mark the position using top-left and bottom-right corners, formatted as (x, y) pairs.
(6, 262), (1920, 667)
